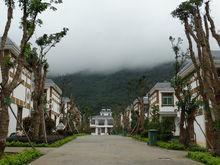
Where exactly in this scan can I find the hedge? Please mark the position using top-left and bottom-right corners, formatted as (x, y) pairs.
(6, 134), (85, 147)
(0, 149), (42, 165)
(156, 141), (185, 150)
(132, 135), (149, 142)
(187, 151), (220, 165)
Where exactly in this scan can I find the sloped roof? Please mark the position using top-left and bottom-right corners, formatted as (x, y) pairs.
(62, 97), (70, 103)
(45, 79), (62, 95)
(178, 50), (220, 78)
(0, 37), (20, 56)
(149, 82), (174, 95)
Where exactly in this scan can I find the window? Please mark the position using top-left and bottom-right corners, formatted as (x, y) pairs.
(217, 68), (220, 78)
(107, 119), (113, 125)
(91, 119), (95, 125)
(162, 93), (174, 106)
(98, 119), (105, 125)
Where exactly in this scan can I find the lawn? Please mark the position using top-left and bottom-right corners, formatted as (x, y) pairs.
(0, 149), (42, 165)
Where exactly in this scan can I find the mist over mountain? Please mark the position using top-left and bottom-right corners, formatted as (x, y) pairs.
(51, 62), (174, 114)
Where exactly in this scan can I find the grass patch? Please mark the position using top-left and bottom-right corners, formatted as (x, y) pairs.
(0, 149), (42, 165)
(132, 135), (149, 142)
(187, 151), (220, 165)
(6, 134), (85, 148)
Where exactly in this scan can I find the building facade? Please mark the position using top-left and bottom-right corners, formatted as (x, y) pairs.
(0, 38), (33, 136)
(44, 79), (62, 126)
(148, 82), (180, 136)
(90, 109), (113, 135)
(177, 51), (220, 146)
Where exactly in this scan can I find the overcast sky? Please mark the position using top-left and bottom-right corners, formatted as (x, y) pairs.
(0, 0), (220, 74)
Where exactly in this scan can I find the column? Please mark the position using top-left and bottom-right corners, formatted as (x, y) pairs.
(105, 127), (107, 134)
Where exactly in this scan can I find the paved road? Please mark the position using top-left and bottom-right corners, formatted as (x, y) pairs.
(30, 135), (202, 165)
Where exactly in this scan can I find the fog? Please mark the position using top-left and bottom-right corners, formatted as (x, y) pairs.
(0, 0), (220, 74)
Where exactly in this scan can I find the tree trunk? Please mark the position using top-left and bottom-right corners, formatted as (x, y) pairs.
(30, 106), (41, 140)
(187, 112), (196, 146)
(213, 94), (220, 155)
(0, 100), (9, 156)
(179, 109), (186, 145)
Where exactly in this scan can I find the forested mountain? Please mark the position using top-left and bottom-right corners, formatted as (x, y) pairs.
(51, 62), (174, 114)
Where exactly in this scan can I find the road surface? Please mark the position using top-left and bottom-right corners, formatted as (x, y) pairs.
(30, 135), (202, 165)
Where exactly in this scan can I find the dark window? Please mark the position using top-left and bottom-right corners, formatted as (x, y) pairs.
(217, 68), (220, 78)
(91, 119), (95, 125)
(162, 93), (174, 106)
(91, 128), (95, 133)
(98, 119), (105, 125)
(101, 128), (105, 133)
(107, 119), (113, 125)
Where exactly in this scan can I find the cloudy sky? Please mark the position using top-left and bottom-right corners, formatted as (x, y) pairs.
(0, 0), (220, 74)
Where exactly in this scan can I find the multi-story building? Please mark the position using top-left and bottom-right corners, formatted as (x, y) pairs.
(44, 79), (62, 126)
(90, 108), (113, 135)
(148, 82), (180, 136)
(0, 38), (33, 136)
(177, 50), (220, 147)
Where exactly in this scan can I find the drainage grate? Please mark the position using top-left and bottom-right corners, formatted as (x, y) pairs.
(158, 157), (172, 160)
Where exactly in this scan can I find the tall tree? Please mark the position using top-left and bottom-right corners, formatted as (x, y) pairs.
(0, 0), (64, 155)
(170, 36), (199, 147)
(0, 0), (15, 156)
(28, 28), (68, 140)
(172, 0), (220, 154)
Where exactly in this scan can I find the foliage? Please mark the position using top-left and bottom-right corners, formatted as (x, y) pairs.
(22, 117), (31, 133)
(147, 105), (160, 131)
(6, 134), (85, 147)
(132, 135), (149, 143)
(51, 62), (174, 114)
(156, 141), (185, 150)
(45, 118), (56, 134)
(187, 151), (220, 165)
(0, 149), (42, 165)
(187, 144), (207, 152)
(159, 118), (174, 141)
(140, 130), (148, 138)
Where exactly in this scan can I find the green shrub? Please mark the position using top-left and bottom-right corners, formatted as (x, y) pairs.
(140, 131), (148, 138)
(187, 151), (220, 165)
(22, 117), (32, 133)
(188, 144), (207, 152)
(0, 149), (42, 165)
(132, 135), (148, 142)
(6, 134), (85, 147)
(156, 141), (185, 150)
(45, 118), (56, 134)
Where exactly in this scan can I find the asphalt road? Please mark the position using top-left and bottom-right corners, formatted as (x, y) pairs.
(30, 135), (202, 165)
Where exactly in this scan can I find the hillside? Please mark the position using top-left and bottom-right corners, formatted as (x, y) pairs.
(51, 62), (174, 114)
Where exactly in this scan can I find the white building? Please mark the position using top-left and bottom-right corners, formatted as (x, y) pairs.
(90, 109), (113, 135)
(0, 38), (33, 136)
(148, 82), (180, 136)
(44, 79), (62, 126)
(177, 50), (220, 147)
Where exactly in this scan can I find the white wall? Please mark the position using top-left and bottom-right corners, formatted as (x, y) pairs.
(194, 114), (206, 147)
(8, 104), (30, 136)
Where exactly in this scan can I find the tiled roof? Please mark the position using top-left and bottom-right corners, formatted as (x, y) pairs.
(45, 79), (62, 95)
(0, 37), (20, 56)
(178, 50), (220, 77)
(149, 82), (174, 95)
